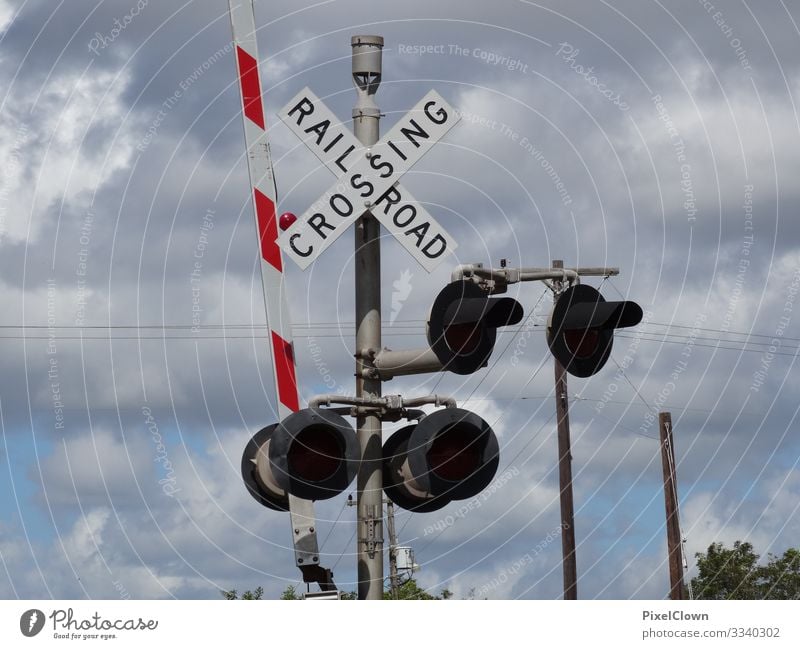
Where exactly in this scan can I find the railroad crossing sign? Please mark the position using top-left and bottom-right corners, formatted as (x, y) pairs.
(277, 88), (460, 272)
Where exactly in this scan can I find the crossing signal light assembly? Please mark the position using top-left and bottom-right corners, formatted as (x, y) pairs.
(242, 408), (360, 510)
(427, 280), (524, 375)
(547, 284), (643, 378)
(382, 408), (500, 512)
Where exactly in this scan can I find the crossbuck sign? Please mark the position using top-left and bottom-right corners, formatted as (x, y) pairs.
(278, 88), (460, 272)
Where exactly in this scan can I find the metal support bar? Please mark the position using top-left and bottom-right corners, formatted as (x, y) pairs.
(288, 494), (321, 570)
(352, 34), (384, 600)
(373, 347), (445, 379)
(451, 263), (619, 294)
(308, 393), (457, 417)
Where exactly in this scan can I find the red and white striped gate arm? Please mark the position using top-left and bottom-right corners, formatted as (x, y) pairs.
(228, 0), (331, 589)
(228, 0), (299, 421)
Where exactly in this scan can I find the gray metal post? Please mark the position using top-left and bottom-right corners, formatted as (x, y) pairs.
(352, 35), (384, 600)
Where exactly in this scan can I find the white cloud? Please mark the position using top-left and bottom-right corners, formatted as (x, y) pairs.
(1, 67), (140, 244)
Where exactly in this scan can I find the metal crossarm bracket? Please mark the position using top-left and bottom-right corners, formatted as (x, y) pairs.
(308, 393), (456, 421)
(452, 263), (620, 294)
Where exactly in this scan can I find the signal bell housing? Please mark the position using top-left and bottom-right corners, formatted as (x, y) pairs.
(382, 408), (500, 512)
(242, 408), (359, 507)
(427, 280), (524, 375)
(547, 283), (643, 378)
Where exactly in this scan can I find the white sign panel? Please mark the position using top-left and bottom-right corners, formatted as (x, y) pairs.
(278, 88), (366, 177)
(277, 89), (460, 271)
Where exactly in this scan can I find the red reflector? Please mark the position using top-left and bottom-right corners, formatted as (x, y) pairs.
(287, 425), (342, 483)
(427, 427), (482, 482)
(564, 329), (600, 359)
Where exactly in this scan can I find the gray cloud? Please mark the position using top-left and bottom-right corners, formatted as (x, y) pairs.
(1, 0), (799, 600)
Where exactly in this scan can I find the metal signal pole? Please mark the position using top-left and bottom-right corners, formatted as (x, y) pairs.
(352, 35), (384, 600)
(659, 412), (686, 599)
(552, 260), (578, 600)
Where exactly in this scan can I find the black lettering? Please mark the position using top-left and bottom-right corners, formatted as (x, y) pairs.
(334, 145), (355, 173)
(322, 132), (344, 153)
(287, 97), (314, 125)
(387, 139), (407, 161)
(422, 233), (446, 258)
(424, 100), (448, 125)
(392, 204), (417, 227)
(303, 119), (330, 145)
(289, 233), (313, 257)
(309, 213), (336, 238)
(350, 173), (375, 198)
(369, 154), (394, 178)
(375, 186), (401, 214)
(405, 221), (430, 246)
(400, 119), (429, 148)
(329, 194), (353, 217)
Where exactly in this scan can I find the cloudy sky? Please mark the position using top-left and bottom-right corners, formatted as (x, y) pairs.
(0, 0), (798, 600)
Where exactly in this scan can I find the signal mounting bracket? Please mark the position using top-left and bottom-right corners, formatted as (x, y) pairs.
(452, 263), (620, 295)
(308, 393), (457, 422)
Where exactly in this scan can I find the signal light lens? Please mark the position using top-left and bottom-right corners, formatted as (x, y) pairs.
(288, 425), (343, 483)
(443, 323), (482, 355)
(268, 409), (359, 501)
(564, 328), (600, 359)
(427, 425), (482, 481)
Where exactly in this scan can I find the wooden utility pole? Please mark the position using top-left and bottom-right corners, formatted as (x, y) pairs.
(659, 412), (686, 599)
(552, 260), (578, 600)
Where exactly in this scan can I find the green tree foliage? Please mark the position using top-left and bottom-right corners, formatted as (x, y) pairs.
(692, 542), (800, 599)
(221, 586), (264, 600)
(279, 585), (300, 600)
(383, 579), (452, 600)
